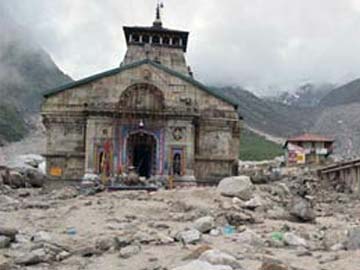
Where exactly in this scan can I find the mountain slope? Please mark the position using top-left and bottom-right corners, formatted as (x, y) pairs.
(320, 78), (360, 107)
(0, 8), (71, 144)
(217, 86), (318, 138)
(311, 103), (360, 157)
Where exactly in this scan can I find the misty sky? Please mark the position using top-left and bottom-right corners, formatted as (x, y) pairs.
(3, 0), (360, 95)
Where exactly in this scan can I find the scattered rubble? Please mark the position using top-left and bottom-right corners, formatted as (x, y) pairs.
(0, 159), (359, 269)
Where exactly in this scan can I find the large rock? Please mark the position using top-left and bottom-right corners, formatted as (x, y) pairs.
(345, 227), (360, 250)
(8, 171), (26, 188)
(119, 245), (141, 259)
(172, 260), (233, 270)
(6, 155), (45, 171)
(322, 230), (347, 250)
(176, 229), (202, 245)
(260, 262), (289, 270)
(0, 227), (18, 241)
(225, 211), (255, 226)
(31, 231), (52, 243)
(0, 255), (10, 270)
(15, 249), (47, 266)
(96, 237), (114, 252)
(242, 196), (263, 210)
(114, 236), (132, 250)
(260, 257), (289, 270)
(193, 216), (215, 233)
(289, 196), (315, 222)
(0, 236), (11, 249)
(235, 229), (264, 247)
(217, 176), (253, 200)
(283, 232), (308, 248)
(25, 169), (45, 188)
(199, 249), (242, 269)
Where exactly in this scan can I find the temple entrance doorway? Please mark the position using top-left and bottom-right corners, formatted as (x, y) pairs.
(127, 132), (157, 178)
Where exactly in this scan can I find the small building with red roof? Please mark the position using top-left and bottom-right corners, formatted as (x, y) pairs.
(284, 133), (335, 165)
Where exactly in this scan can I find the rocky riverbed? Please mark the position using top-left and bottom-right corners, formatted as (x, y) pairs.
(1, 169), (360, 270)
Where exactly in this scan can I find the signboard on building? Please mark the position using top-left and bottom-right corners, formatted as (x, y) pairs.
(50, 167), (62, 177)
(287, 143), (306, 165)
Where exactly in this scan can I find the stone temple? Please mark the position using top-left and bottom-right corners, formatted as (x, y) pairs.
(41, 5), (241, 184)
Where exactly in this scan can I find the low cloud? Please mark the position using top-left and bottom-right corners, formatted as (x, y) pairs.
(2, 0), (360, 95)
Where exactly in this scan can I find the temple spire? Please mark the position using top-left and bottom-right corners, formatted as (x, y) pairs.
(153, 1), (164, 28)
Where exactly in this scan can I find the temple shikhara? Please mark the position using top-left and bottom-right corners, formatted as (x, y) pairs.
(41, 5), (241, 184)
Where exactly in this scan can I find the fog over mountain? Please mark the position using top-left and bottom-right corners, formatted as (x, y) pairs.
(3, 0), (360, 94)
(0, 7), (71, 143)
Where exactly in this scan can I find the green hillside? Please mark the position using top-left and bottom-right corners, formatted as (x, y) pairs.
(240, 128), (283, 161)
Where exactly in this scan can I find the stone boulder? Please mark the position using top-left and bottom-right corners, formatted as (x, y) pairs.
(289, 196), (315, 222)
(175, 229), (202, 245)
(260, 262), (289, 270)
(217, 176), (253, 200)
(283, 232), (308, 248)
(119, 245), (141, 259)
(0, 236), (11, 249)
(7, 171), (26, 189)
(235, 229), (264, 247)
(15, 249), (47, 266)
(345, 227), (360, 250)
(242, 196), (263, 210)
(0, 254), (10, 270)
(96, 237), (114, 252)
(172, 260), (233, 270)
(7, 155), (45, 171)
(260, 256), (289, 270)
(322, 230), (347, 251)
(114, 236), (132, 250)
(25, 169), (45, 188)
(31, 231), (52, 243)
(193, 216), (215, 233)
(0, 227), (18, 241)
(225, 211), (255, 226)
(199, 249), (242, 269)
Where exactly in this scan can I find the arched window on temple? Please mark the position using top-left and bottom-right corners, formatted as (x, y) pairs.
(119, 83), (165, 112)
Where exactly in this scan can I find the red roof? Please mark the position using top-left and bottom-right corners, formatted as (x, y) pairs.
(286, 133), (334, 143)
